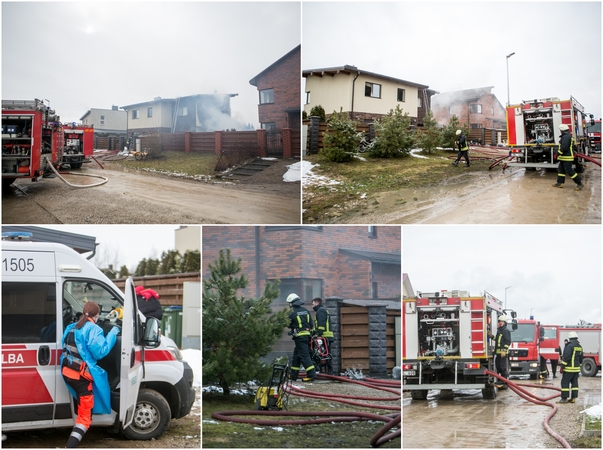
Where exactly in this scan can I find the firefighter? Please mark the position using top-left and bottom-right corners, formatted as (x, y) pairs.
(494, 315), (511, 389)
(286, 293), (316, 382)
(312, 297), (334, 375)
(61, 302), (119, 448)
(552, 124), (584, 190)
(557, 332), (583, 403)
(452, 129), (470, 167)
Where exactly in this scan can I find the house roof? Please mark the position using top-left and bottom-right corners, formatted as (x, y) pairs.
(325, 297), (401, 310)
(121, 93), (238, 110)
(249, 44), (301, 87)
(432, 86), (497, 105)
(303, 65), (429, 89)
(339, 248), (401, 264)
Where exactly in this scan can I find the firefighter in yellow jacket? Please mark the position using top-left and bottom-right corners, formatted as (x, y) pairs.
(558, 332), (583, 403)
(494, 315), (511, 389)
(287, 294), (316, 382)
(312, 297), (334, 375)
(552, 124), (584, 190)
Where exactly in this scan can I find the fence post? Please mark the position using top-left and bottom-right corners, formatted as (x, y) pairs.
(325, 296), (344, 376)
(256, 129), (267, 157)
(184, 132), (191, 153)
(214, 131), (223, 156)
(368, 304), (387, 376)
(309, 116), (320, 154)
(282, 128), (292, 158)
(369, 123), (375, 141)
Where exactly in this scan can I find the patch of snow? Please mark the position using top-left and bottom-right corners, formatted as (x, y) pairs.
(262, 157), (278, 161)
(410, 148), (428, 159)
(353, 154), (367, 162)
(302, 161), (341, 187)
(181, 349), (201, 387)
(253, 427), (265, 430)
(360, 193), (367, 199)
(283, 161), (302, 182)
(580, 404), (602, 418)
(202, 419), (219, 424)
(271, 427), (285, 432)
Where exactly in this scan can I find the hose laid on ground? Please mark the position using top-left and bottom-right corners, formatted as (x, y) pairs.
(484, 370), (571, 448)
(575, 152), (602, 167)
(47, 161), (108, 188)
(211, 374), (401, 447)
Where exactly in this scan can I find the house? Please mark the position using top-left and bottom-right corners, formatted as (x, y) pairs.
(80, 106), (127, 135)
(120, 93), (238, 136)
(202, 225), (401, 372)
(303, 65), (433, 125)
(249, 45), (301, 131)
(431, 86), (507, 129)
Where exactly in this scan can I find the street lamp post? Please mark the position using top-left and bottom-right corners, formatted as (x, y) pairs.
(506, 52), (515, 106)
(505, 286), (512, 310)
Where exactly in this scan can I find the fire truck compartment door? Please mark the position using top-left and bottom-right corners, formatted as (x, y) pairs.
(119, 277), (142, 429)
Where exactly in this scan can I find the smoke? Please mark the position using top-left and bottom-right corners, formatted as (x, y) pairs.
(195, 94), (253, 131)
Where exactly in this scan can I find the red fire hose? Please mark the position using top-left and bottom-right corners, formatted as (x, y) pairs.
(484, 370), (571, 448)
(576, 152), (602, 167)
(211, 374), (401, 447)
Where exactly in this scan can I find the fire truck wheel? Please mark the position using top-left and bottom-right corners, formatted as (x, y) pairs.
(123, 388), (171, 440)
(70, 163), (82, 169)
(482, 385), (497, 399)
(581, 358), (597, 377)
(410, 390), (428, 400)
(2, 178), (16, 189)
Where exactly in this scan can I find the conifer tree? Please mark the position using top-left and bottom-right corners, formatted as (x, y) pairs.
(202, 248), (289, 395)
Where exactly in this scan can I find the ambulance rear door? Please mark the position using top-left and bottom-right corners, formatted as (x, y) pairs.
(1, 245), (59, 428)
(119, 277), (143, 429)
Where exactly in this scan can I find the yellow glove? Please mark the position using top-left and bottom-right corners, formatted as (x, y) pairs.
(109, 307), (124, 320)
(500, 350), (507, 358)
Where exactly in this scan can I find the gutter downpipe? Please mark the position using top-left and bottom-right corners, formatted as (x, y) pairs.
(255, 226), (261, 297)
(351, 69), (360, 120)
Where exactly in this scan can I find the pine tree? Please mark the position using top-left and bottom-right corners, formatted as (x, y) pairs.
(418, 110), (441, 154)
(322, 110), (362, 162)
(372, 105), (414, 158)
(202, 248), (289, 395)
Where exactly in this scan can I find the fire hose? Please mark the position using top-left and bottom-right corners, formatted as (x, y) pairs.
(484, 370), (571, 448)
(576, 152), (601, 167)
(211, 373), (401, 447)
(47, 161), (108, 188)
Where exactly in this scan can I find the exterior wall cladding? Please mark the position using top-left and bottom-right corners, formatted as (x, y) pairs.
(202, 226), (401, 300)
(254, 48), (301, 130)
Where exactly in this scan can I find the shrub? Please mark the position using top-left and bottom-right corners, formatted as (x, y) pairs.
(371, 105), (414, 158)
(309, 105), (326, 123)
(322, 110), (363, 162)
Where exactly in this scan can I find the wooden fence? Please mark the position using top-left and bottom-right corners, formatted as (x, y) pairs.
(113, 272), (200, 306)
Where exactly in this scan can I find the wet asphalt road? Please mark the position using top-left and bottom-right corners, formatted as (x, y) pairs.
(403, 374), (601, 448)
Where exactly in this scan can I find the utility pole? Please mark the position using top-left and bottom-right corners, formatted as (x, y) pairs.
(506, 52), (515, 106)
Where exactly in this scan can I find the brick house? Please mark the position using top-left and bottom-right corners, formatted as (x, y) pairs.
(431, 86), (507, 129)
(303, 65), (434, 125)
(202, 225), (401, 366)
(249, 45), (301, 131)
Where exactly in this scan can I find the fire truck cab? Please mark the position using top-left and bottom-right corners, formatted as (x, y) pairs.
(1, 233), (195, 440)
(403, 290), (516, 400)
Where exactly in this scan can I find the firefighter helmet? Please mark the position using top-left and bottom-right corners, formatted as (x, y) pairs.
(559, 124), (569, 131)
(286, 293), (304, 306)
(456, 129), (462, 136)
(568, 331), (579, 339)
(498, 315), (509, 323)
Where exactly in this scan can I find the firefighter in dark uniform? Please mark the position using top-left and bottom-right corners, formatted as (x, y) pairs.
(452, 129), (470, 167)
(553, 124), (584, 190)
(312, 297), (334, 375)
(287, 294), (316, 382)
(558, 332), (583, 403)
(494, 315), (511, 389)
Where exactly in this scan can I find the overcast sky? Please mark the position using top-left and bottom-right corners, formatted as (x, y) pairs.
(41, 225), (182, 272)
(403, 225), (602, 327)
(2, 2), (301, 126)
(302, 1), (602, 118)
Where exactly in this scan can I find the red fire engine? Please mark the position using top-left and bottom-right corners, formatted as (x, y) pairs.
(62, 123), (94, 169)
(507, 319), (560, 379)
(402, 290), (517, 400)
(558, 325), (601, 376)
(506, 96), (595, 169)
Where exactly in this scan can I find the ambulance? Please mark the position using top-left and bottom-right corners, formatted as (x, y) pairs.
(1, 233), (196, 440)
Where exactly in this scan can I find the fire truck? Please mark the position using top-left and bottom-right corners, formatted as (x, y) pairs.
(587, 119), (601, 153)
(507, 320), (560, 379)
(402, 290), (516, 400)
(2, 99), (94, 189)
(558, 325), (601, 377)
(505, 96), (595, 169)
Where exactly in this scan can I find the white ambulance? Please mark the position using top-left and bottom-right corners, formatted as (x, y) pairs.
(1, 233), (195, 440)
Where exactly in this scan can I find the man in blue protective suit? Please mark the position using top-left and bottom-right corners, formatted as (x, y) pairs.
(61, 301), (119, 448)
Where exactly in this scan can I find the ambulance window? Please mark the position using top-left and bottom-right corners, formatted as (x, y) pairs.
(62, 280), (121, 317)
(2, 282), (56, 344)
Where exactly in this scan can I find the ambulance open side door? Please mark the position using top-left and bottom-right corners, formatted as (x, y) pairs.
(119, 277), (143, 429)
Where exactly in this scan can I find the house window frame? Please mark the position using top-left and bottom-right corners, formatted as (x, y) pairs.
(470, 104), (482, 114)
(147, 107), (153, 118)
(132, 109), (139, 120)
(368, 226), (378, 238)
(397, 88), (406, 102)
(365, 82), (381, 99)
(178, 106), (188, 117)
(261, 122), (277, 131)
(305, 92), (310, 105)
(259, 88), (274, 105)
(269, 278), (323, 305)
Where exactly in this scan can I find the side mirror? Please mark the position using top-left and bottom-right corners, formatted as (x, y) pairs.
(511, 319), (518, 331)
(143, 317), (161, 348)
(539, 327), (545, 338)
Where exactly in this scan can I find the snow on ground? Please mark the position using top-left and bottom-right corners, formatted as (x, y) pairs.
(283, 160), (302, 182)
(410, 148), (428, 159)
(580, 403), (602, 418)
(301, 161), (341, 187)
(181, 349), (201, 387)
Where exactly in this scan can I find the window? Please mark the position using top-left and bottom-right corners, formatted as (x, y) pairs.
(368, 226), (377, 238)
(100, 115), (105, 126)
(147, 107), (153, 118)
(305, 92), (310, 105)
(491, 107), (494, 115)
(178, 106), (188, 117)
(397, 88), (406, 102)
(372, 282), (379, 298)
(272, 278), (323, 304)
(2, 282), (56, 343)
(365, 82), (381, 98)
(132, 109), (139, 119)
(261, 122), (277, 131)
(260, 89), (274, 104)
(470, 104), (482, 114)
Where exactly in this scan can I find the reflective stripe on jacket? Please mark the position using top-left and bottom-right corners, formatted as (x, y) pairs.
(561, 339), (583, 373)
(314, 305), (334, 338)
(558, 131), (575, 162)
(289, 306), (313, 337)
(495, 325), (511, 355)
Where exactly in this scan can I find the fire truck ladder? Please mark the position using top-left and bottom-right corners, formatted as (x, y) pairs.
(171, 97), (180, 133)
(470, 309), (486, 356)
(422, 89), (430, 111)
